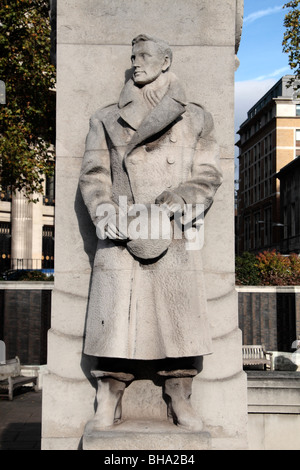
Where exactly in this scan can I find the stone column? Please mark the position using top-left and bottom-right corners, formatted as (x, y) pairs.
(11, 190), (43, 270)
(42, 0), (248, 450)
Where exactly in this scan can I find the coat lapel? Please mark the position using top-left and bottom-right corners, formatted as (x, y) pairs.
(101, 73), (187, 159)
(125, 94), (186, 156)
(118, 73), (187, 158)
(101, 106), (127, 152)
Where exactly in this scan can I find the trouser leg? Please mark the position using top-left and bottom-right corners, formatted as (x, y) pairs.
(158, 369), (203, 432)
(91, 371), (134, 429)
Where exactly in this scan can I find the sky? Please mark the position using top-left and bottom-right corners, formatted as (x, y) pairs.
(235, 0), (293, 139)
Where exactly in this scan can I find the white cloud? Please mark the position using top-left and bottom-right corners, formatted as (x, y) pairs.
(235, 79), (276, 133)
(254, 66), (290, 81)
(244, 5), (284, 25)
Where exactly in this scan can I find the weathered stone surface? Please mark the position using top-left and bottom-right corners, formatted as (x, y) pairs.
(57, 0), (236, 47)
(83, 420), (212, 450)
(43, 0), (248, 451)
(42, 373), (95, 439)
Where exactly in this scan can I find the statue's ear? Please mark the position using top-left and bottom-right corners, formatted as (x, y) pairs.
(162, 55), (171, 72)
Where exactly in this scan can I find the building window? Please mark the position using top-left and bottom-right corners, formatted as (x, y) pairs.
(296, 104), (300, 116)
(283, 207), (288, 239)
(44, 176), (55, 206)
(0, 222), (11, 274)
(264, 207), (272, 247)
(296, 129), (300, 146)
(42, 225), (54, 269)
(264, 137), (268, 155)
(244, 216), (251, 251)
(291, 203), (296, 237)
(0, 188), (12, 202)
(254, 212), (261, 249)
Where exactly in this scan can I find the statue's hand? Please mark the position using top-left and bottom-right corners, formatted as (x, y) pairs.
(104, 213), (129, 240)
(155, 190), (185, 215)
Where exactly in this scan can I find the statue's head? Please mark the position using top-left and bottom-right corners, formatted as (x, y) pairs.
(131, 34), (172, 86)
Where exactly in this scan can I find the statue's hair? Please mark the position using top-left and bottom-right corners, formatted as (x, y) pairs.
(132, 34), (173, 64)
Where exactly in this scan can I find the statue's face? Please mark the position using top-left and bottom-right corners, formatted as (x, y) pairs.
(131, 41), (169, 86)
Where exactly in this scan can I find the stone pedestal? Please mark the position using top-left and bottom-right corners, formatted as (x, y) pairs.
(42, 0), (248, 451)
(83, 420), (211, 451)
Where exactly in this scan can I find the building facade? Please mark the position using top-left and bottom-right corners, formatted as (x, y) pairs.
(0, 178), (55, 275)
(236, 76), (300, 255)
(277, 156), (300, 254)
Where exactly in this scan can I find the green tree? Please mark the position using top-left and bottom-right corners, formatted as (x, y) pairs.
(282, 1), (300, 88)
(0, 0), (55, 199)
(235, 252), (261, 286)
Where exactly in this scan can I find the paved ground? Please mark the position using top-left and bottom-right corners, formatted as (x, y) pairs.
(0, 387), (42, 450)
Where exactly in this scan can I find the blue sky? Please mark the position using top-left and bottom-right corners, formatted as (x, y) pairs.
(235, 0), (293, 134)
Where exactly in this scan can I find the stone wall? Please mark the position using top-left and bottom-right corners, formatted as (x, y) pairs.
(247, 371), (300, 450)
(0, 283), (52, 365)
(238, 286), (300, 352)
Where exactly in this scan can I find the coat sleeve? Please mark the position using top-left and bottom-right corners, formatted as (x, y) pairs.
(79, 112), (117, 226)
(172, 104), (223, 211)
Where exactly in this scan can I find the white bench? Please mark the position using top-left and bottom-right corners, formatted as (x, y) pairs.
(242, 345), (273, 370)
(0, 357), (38, 400)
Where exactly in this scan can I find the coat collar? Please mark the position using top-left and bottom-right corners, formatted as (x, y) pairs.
(101, 72), (187, 158)
(118, 72), (187, 156)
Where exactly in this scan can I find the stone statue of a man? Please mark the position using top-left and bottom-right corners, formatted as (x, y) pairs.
(80, 34), (223, 432)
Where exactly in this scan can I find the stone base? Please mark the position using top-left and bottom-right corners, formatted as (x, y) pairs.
(82, 419), (211, 450)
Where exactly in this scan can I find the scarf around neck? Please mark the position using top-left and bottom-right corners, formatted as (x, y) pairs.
(118, 71), (187, 130)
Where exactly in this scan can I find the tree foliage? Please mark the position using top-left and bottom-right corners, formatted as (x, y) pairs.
(282, 1), (300, 87)
(235, 252), (261, 286)
(236, 250), (300, 286)
(0, 0), (55, 199)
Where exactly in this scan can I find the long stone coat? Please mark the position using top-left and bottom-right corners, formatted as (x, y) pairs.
(79, 74), (223, 361)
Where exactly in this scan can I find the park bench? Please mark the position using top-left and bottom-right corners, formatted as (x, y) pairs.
(0, 356), (38, 400)
(242, 345), (273, 370)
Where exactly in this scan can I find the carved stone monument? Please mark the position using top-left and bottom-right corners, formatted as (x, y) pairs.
(42, 0), (247, 450)
(80, 33), (222, 437)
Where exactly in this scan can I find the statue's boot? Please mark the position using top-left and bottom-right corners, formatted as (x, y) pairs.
(90, 371), (134, 430)
(158, 369), (203, 432)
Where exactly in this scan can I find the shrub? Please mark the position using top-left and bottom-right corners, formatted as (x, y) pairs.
(236, 250), (300, 286)
(256, 250), (300, 286)
(235, 252), (261, 285)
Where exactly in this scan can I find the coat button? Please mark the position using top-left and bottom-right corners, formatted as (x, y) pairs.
(167, 156), (175, 164)
(170, 136), (177, 143)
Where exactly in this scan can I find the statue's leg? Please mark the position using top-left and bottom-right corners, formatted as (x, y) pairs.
(91, 371), (134, 429)
(158, 369), (203, 432)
